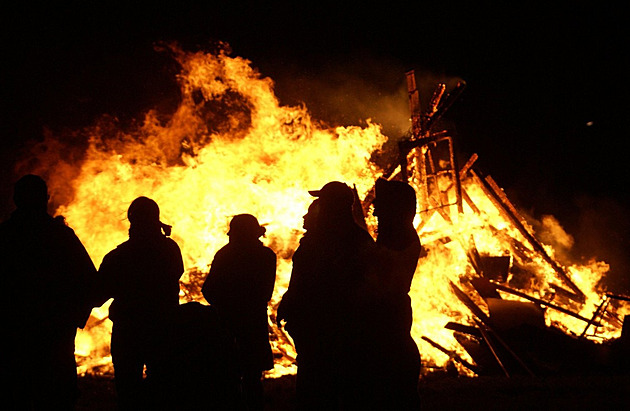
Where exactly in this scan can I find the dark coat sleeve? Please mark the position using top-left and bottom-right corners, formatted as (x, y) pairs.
(201, 246), (228, 306)
(62, 225), (99, 328)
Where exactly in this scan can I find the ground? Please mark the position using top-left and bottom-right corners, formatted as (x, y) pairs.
(76, 372), (630, 410)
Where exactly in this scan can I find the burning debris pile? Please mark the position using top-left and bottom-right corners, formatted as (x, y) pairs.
(21, 44), (629, 378)
(394, 71), (630, 377)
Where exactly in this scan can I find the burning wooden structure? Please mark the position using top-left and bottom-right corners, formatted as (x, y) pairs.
(373, 70), (630, 377)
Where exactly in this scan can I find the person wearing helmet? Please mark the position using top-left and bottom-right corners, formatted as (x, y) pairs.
(95, 196), (184, 410)
(202, 213), (277, 411)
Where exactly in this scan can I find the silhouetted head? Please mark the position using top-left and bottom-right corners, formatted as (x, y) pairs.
(228, 214), (266, 241)
(308, 181), (354, 211)
(13, 174), (49, 213)
(374, 178), (417, 223)
(128, 196), (160, 226)
(127, 196), (172, 236)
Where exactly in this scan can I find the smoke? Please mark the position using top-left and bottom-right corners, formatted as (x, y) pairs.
(572, 195), (630, 293)
(259, 51), (463, 138)
(534, 215), (575, 263)
(253, 50), (466, 176)
(521, 195), (630, 295)
(9, 127), (93, 215)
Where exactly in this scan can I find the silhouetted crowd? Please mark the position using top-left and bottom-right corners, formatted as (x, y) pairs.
(0, 174), (423, 410)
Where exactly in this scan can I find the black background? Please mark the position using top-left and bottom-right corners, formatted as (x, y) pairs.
(1, 2), (628, 290)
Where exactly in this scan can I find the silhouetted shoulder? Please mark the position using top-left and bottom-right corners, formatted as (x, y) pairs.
(52, 216), (92, 246)
(162, 236), (184, 261)
(262, 244), (277, 260)
(105, 234), (181, 257)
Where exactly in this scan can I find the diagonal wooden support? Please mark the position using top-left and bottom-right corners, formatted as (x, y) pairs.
(449, 280), (491, 324)
(489, 282), (599, 326)
(458, 153), (478, 179)
(474, 319), (511, 378)
(469, 168), (585, 302)
(451, 280), (536, 377)
(580, 295), (611, 338)
(416, 208), (437, 232)
(421, 335), (478, 373)
(424, 80), (467, 132)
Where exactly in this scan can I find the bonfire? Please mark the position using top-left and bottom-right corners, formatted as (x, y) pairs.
(18, 43), (629, 378)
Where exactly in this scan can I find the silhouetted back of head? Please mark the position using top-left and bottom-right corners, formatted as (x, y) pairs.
(127, 197), (173, 237)
(374, 178), (417, 222)
(228, 214), (266, 241)
(128, 196), (160, 226)
(13, 174), (49, 213)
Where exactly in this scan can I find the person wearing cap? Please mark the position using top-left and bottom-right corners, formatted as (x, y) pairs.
(283, 181), (376, 410)
(202, 213), (277, 411)
(95, 196), (184, 410)
(0, 174), (97, 409)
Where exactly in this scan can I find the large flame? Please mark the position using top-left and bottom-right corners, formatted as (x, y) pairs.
(64, 44), (385, 376)
(29, 44), (624, 377)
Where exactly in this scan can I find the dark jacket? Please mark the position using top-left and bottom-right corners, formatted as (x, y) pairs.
(0, 210), (96, 331)
(96, 233), (184, 326)
(0, 209), (97, 409)
(202, 239), (276, 372)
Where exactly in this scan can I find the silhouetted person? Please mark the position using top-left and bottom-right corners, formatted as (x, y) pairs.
(279, 181), (376, 410)
(369, 177), (422, 409)
(202, 214), (277, 411)
(0, 174), (97, 410)
(95, 196), (184, 410)
(276, 197), (332, 409)
(276, 199), (320, 347)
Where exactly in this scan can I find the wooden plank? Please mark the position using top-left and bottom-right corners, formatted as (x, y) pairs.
(424, 80), (467, 132)
(406, 70), (422, 137)
(459, 153), (478, 179)
(422, 83), (446, 130)
(445, 322), (482, 338)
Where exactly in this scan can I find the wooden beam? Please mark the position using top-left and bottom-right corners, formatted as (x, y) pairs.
(474, 319), (511, 377)
(470, 169), (585, 302)
(490, 282), (601, 326)
(421, 336), (478, 373)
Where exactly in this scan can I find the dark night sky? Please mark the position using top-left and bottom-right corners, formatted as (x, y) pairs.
(1, 2), (628, 288)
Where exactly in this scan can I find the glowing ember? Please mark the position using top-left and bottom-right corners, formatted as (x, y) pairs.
(25, 44), (625, 377)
